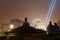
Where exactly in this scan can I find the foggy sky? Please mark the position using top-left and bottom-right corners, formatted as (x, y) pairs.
(0, 0), (60, 24)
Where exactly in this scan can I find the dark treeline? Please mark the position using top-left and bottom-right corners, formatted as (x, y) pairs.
(47, 21), (59, 34)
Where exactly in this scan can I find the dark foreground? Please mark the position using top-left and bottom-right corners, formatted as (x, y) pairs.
(0, 33), (60, 40)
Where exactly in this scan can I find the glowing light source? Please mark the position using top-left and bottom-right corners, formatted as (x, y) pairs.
(44, 0), (56, 28)
(31, 18), (41, 28)
(31, 18), (46, 31)
(10, 24), (14, 29)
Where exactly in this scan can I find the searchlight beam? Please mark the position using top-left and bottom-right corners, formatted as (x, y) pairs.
(45, 0), (56, 27)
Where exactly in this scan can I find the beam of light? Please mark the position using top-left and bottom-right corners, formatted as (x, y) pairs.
(44, 0), (56, 29)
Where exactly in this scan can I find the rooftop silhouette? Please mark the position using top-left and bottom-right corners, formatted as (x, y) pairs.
(10, 17), (46, 35)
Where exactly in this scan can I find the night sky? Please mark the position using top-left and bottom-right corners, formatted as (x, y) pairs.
(0, 0), (60, 24)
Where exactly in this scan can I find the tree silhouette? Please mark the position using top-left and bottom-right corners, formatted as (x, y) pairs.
(53, 23), (59, 32)
(57, 20), (60, 30)
(47, 21), (59, 34)
(47, 21), (54, 34)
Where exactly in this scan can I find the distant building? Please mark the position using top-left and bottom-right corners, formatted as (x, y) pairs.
(10, 17), (46, 35)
